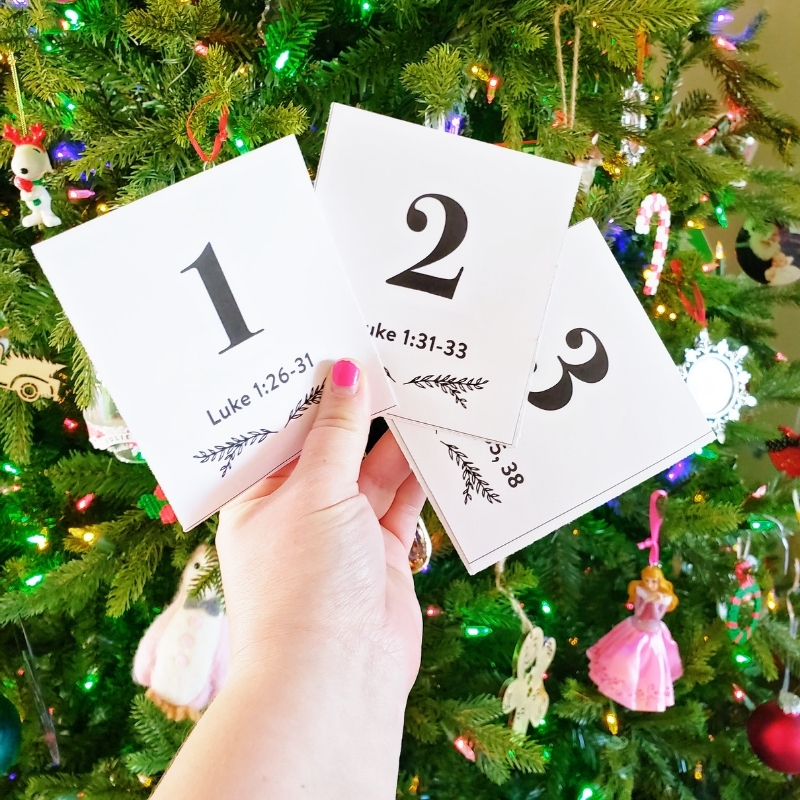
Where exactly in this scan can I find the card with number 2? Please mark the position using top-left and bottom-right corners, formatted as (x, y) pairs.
(315, 104), (581, 444)
(33, 135), (395, 531)
(388, 220), (715, 574)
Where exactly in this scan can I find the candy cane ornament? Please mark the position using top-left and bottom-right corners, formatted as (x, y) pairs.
(635, 193), (671, 296)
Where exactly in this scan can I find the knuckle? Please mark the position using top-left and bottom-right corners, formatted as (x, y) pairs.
(310, 409), (362, 436)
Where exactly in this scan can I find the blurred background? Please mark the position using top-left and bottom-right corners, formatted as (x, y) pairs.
(680, 0), (800, 483)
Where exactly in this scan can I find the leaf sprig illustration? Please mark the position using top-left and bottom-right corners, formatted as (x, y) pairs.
(194, 429), (277, 478)
(285, 381), (325, 426)
(405, 375), (488, 408)
(441, 441), (501, 505)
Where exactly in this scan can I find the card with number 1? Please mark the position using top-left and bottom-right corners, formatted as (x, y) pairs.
(33, 135), (395, 530)
(315, 104), (581, 444)
(389, 220), (715, 574)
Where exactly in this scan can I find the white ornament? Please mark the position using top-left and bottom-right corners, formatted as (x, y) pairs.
(574, 132), (603, 194)
(678, 329), (757, 443)
(501, 625), (556, 734)
(133, 545), (229, 722)
(620, 81), (648, 166)
(2, 124), (61, 228)
(84, 379), (142, 463)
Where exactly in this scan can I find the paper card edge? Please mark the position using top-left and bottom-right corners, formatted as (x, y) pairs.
(461, 428), (716, 574)
(179, 402), (399, 531)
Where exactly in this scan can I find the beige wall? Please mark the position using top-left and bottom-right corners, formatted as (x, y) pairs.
(679, 1), (800, 480)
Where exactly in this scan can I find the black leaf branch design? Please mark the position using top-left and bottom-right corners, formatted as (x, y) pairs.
(195, 385), (325, 479)
(285, 381), (325, 426)
(441, 441), (501, 505)
(194, 429), (277, 478)
(405, 375), (488, 409)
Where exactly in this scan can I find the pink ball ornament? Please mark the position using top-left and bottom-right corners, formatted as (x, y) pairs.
(747, 696), (800, 774)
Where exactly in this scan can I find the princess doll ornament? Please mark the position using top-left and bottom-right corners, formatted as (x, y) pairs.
(587, 490), (683, 712)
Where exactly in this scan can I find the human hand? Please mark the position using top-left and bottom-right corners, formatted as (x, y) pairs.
(216, 359), (425, 690)
(190, 359), (427, 798)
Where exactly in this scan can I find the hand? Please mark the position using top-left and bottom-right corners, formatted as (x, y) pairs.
(216, 358), (425, 691)
(152, 360), (427, 800)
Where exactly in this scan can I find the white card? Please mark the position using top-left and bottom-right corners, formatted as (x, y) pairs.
(34, 135), (395, 530)
(389, 220), (714, 574)
(315, 103), (581, 444)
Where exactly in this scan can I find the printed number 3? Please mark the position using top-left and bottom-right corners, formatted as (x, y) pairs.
(386, 194), (468, 299)
(527, 328), (608, 411)
(182, 243), (263, 355)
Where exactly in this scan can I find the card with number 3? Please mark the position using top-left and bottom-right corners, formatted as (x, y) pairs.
(389, 220), (715, 574)
(33, 135), (395, 530)
(315, 104), (581, 444)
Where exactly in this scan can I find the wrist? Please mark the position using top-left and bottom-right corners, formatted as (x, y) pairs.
(220, 643), (406, 798)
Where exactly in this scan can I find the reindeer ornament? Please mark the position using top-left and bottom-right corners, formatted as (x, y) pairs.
(3, 123), (61, 228)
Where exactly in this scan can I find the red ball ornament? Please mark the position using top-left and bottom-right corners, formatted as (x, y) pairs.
(766, 427), (800, 477)
(747, 698), (800, 773)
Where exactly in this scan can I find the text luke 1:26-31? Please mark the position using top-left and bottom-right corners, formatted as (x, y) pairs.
(205, 353), (314, 427)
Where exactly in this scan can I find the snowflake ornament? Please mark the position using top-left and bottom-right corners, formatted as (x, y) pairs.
(678, 329), (757, 442)
(501, 625), (556, 734)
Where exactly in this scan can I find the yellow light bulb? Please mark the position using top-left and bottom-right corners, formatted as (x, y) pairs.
(642, 269), (653, 280)
(237, 64), (248, 76)
(96, 203), (110, 214)
(569, 637), (579, 646)
(694, 762), (703, 780)
(687, 220), (696, 228)
(767, 589), (778, 612)
(655, 304), (666, 315)
(605, 711), (619, 735)
(83, 531), (96, 543)
(668, 312), (677, 321)
(715, 241), (725, 260)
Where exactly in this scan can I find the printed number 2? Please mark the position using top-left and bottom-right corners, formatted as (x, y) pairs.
(182, 243), (264, 355)
(386, 194), (468, 299)
(527, 328), (608, 411)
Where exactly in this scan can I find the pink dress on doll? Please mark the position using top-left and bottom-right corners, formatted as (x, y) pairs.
(587, 586), (683, 712)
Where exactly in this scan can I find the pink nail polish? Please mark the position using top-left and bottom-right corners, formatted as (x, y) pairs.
(332, 360), (360, 392)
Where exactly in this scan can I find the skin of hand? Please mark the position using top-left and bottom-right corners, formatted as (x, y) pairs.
(152, 360), (427, 799)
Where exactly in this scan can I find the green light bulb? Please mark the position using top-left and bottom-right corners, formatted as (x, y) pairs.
(578, 788), (595, 800)
(64, 8), (80, 24)
(463, 624), (492, 638)
(541, 601), (552, 614)
(274, 50), (290, 71)
(1, 461), (20, 475)
(25, 574), (43, 587)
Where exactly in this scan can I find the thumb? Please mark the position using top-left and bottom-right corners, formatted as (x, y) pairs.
(292, 359), (370, 503)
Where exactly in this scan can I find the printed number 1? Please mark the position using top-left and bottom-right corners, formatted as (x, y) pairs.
(182, 243), (263, 355)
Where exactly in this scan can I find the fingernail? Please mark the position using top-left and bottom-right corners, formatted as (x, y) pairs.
(331, 360), (360, 395)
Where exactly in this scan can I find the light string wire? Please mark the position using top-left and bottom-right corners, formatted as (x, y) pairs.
(7, 51), (26, 135)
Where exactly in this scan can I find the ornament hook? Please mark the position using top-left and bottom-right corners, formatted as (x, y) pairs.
(638, 489), (667, 565)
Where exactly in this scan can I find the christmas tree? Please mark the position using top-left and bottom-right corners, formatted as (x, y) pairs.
(2, 0), (800, 797)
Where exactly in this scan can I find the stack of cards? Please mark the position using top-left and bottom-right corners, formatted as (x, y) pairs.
(33, 104), (714, 572)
